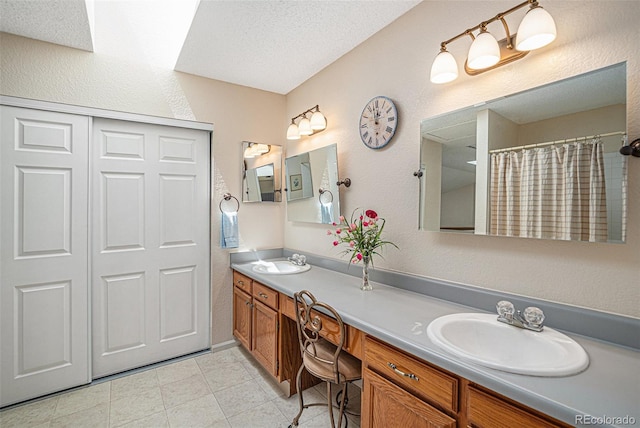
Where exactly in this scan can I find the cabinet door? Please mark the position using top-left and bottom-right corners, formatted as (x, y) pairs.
(0, 106), (90, 406)
(91, 118), (211, 377)
(252, 300), (279, 377)
(362, 368), (456, 428)
(233, 287), (252, 350)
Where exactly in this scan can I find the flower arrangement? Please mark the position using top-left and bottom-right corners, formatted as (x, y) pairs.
(328, 209), (397, 290)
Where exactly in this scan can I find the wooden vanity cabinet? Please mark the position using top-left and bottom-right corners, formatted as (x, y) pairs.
(232, 271), (279, 378)
(363, 337), (457, 427)
(232, 285), (252, 350)
(251, 282), (279, 377)
(363, 368), (456, 428)
(362, 336), (571, 428)
(233, 269), (574, 427)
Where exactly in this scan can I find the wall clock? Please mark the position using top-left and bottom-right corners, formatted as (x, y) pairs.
(359, 96), (398, 149)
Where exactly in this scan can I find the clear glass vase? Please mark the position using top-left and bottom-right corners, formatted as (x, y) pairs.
(361, 256), (372, 291)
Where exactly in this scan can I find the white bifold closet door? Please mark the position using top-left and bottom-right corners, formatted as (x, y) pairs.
(0, 106), (90, 407)
(91, 118), (210, 378)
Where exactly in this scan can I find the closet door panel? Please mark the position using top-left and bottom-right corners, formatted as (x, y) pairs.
(159, 174), (196, 247)
(0, 106), (90, 407)
(100, 172), (146, 252)
(92, 119), (210, 377)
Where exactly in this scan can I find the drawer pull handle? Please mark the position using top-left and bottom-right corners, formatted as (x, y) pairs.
(388, 362), (419, 381)
(259, 292), (269, 299)
(238, 280), (244, 286)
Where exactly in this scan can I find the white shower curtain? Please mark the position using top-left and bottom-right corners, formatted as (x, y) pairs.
(490, 141), (608, 242)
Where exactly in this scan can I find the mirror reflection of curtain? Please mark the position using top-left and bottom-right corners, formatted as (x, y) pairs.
(490, 140), (607, 242)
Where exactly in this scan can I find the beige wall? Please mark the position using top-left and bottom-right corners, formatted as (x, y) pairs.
(0, 32), (286, 345)
(284, 1), (640, 319)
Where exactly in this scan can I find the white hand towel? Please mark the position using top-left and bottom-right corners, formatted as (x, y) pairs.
(321, 202), (334, 224)
(221, 211), (239, 249)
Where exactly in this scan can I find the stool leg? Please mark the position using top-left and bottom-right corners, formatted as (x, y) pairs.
(290, 363), (305, 427)
(326, 381), (336, 428)
(337, 382), (348, 428)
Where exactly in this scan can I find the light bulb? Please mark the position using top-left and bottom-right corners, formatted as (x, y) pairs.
(467, 31), (500, 70)
(286, 122), (300, 140)
(298, 116), (312, 136)
(244, 146), (256, 158)
(430, 50), (458, 84)
(310, 110), (326, 130)
(254, 144), (269, 154)
(516, 6), (557, 51)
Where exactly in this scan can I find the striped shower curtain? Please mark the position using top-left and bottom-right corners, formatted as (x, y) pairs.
(490, 141), (608, 242)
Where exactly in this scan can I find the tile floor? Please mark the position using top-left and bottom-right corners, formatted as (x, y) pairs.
(0, 346), (361, 428)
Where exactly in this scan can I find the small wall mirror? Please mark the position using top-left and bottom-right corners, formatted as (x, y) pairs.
(285, 143), (340, 224)
(419, 63), (627, 243)
(242, 142), (282, 203)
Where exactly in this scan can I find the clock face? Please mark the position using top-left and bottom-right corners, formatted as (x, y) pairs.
(359, 96), (398, 149)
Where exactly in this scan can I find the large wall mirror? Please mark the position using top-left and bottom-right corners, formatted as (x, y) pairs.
(242, 141), (283, 202)
(285, 143), (340, 224)
(419, 63), (627, 243)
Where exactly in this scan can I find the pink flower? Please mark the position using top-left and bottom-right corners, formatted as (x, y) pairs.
(333, 241), (339, 246)
(350, 223), (357, 230)
(363, 221), (369, 227)
(352, 259), (358, 264)
(366, 209), (378, 219)
(360, 215), (364, 220)
(356, 253), (363, 261)
(332, 222), (337, 226)
(336, 228), (342, 234)
(349, 241), (355, 247)
(327, 230), (332, 235)
(339, 215), (345, 222)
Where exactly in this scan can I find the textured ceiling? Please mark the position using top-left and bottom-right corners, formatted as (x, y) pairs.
(0, 0), (420, 94)
(175, 0), (420, 94)
(0, 0), (94, 51)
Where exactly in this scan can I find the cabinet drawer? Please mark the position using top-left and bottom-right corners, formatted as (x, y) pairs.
(253, 282), (279, 310)
(281, 295), (296, 320)
(365, 337), (458, 413)
(282, 295), (361, 357)
(281, 296), (347, 349)
(363, 368), (456, 428)
(233, 271), (252, 294)
(467, 386), (568, 428)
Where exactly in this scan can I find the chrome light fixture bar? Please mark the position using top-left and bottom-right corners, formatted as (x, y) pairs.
(286, 105), (327, 140)
(430, 0), (556, 84)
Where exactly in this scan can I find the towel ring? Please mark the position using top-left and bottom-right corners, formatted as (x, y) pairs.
(219, 193), (240, 213)
(318, 188), (333, 204)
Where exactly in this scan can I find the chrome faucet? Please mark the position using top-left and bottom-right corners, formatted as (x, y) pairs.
(496, 300), (545, 332)
(287, 253), (307, 266)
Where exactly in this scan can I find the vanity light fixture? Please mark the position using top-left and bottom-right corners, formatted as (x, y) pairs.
(243, 142), (270, 158)
(286, 105), (327, 140)
(430, 0), (556, 84)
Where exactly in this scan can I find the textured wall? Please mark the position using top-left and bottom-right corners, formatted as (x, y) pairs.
(0, 32), (286, 345)
(284, 1), (640, 318)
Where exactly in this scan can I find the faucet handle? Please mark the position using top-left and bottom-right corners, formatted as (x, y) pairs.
(523, 307), (545, 328)
(496, 300), (515, 317)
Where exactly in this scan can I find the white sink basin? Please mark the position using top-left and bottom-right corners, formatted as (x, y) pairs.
(427, 313), (589, 377)
(251, 260), (311, 275)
